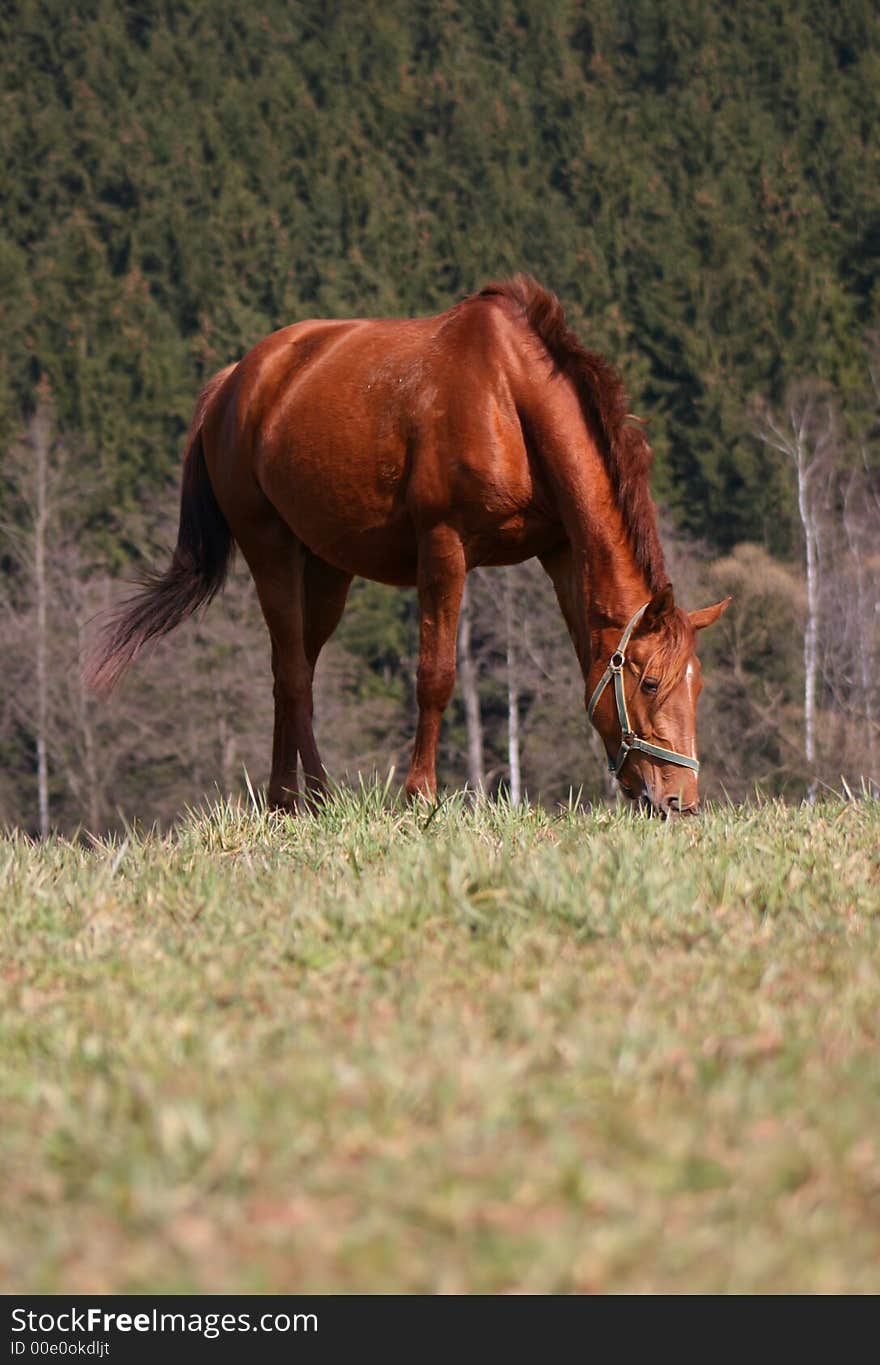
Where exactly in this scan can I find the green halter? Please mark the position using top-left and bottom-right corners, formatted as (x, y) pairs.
(587, 602), (700, 778)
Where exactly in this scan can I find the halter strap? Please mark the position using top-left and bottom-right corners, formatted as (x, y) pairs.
(587, 603), (700, 777)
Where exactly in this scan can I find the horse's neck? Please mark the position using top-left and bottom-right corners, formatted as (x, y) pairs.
(537, 417), (649, 606)
(579, 530), (649, 629)
(564, 532), (649, 678)
(530, 390), (652, 659)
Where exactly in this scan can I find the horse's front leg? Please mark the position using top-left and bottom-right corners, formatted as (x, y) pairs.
(406, 525), (466, 802)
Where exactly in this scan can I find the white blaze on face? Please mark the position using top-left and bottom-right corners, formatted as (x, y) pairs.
(685, 661), (698, 760)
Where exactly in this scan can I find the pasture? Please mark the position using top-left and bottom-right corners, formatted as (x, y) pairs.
(2, 791), (879, 1293)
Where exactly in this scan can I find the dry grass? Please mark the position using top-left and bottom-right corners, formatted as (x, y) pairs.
(2, 789), (879, 1292)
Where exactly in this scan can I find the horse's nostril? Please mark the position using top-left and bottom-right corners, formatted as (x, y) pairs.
(664, 795), (681, 813)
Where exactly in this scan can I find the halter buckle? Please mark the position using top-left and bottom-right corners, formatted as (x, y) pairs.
(609, 650), (625, 673)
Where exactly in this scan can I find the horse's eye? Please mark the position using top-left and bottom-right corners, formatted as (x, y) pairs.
(642, 677), (659, 695)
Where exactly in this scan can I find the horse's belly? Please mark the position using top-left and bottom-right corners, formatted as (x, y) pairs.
(466, 513), (559, 568)
(260, 440), (418, 584)
(324, 518), (419, 585)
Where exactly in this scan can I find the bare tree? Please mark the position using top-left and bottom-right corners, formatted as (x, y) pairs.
(33, 406), (50, 837)
(503, 572), (522, 806)
(703, 543), (807, 797)
(0, 392), (64, 836)
(457, 576), (485, 792)
(759, 389), (835, 799)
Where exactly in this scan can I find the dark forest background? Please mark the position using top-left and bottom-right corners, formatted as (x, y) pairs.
(1, 0), (878, 834)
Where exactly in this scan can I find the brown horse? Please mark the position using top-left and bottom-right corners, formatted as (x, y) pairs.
(87, 277), (729, 815)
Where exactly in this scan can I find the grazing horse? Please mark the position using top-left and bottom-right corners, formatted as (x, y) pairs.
(86, 277), (729, 815)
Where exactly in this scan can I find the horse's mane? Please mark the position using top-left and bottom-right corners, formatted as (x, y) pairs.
(478, 275), (668, 593)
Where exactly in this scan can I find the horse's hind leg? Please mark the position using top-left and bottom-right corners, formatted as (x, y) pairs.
(267, 637), (298, 810)
(406, 525), (466, 802)
(239, 521), (319, 813)
(300, 553), (352, 796)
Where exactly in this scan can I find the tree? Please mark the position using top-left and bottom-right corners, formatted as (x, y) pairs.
(503, 573), (522, 808)
(1, 392), (65, 835)
(759, 389), (836, 798)
(456, 576), (485, 792)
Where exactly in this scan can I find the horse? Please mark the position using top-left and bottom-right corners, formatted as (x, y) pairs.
(86, 276), (729, 815)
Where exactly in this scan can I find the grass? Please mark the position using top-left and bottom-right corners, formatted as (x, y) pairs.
(1, 788), (879, 1293)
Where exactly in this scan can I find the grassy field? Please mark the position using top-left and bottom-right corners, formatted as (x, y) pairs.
(2, 790), (879, 1294)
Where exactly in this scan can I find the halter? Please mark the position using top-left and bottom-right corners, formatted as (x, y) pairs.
(587, 602), (700, 777)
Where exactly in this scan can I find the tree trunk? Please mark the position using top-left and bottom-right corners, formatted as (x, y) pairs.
(32, 405), (51, 839)
(504, 574), (522, 807)
(758, 393), (837, 803)
(795, 430), (819, 801)
(457, 577), (485, 792)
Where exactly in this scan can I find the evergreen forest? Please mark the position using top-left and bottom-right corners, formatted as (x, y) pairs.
(2, 0), (879, 832)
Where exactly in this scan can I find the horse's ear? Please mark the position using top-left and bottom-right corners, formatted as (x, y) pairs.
(634, 584), (675, 634)
(689, 597), (732, 631)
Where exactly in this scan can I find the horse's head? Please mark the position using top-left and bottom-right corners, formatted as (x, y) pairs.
(587, 585), (730, 816)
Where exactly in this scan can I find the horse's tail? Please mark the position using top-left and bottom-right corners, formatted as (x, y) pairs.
(84, 364), (238, 696)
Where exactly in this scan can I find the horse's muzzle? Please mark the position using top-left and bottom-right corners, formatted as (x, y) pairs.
(658, 793), (699, 817)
